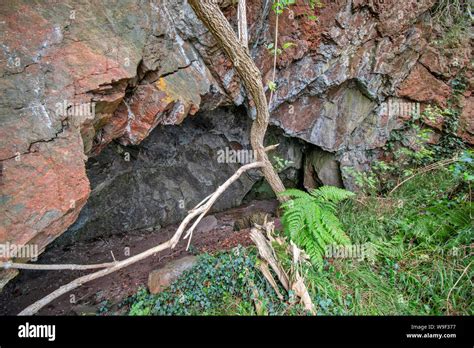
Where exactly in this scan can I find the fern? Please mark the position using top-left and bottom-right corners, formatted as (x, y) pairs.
(415, 201), (473, 246)
(279, 186), (355, 268)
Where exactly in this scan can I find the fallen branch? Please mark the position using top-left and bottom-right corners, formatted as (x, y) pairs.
(6, 146), (281, 274)
(291, 273), (316, 315)
(18, 0), (290, 315)
(250, 228), (289, 291)
(0, 261), (116, 271)
(18, 161), (265, 315)
(257, 260), (284, 300)
(251, 223), (316, 314)
(183, 144), (279, 249)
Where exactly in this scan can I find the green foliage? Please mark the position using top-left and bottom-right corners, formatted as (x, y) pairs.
(431, 0), (472, 48)
(344, 166), (379, 195)
(267, 80), (277, 92)
(346, 81), (468, 194)
(97, 300), (112, 315)
(272, 0), (295, 15)
(279, 186), (355, 267)
(450, 150), (474, 182)
(320, 169), (473, 315)
(266, 42), (282, 56)
(267, 41), (296, 56)
(307, 0), (324, 9)
(271, 154), (293, 172)
(127, 246), (307, 316)
(125, 169), (471, 316)
(282, 41), (296, 50)
(305, 0), (323, 21)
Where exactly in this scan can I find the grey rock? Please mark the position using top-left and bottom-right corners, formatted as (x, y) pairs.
(304, 148), (343, 189)
(195, 215), (218, 234)
(56, 107), (303, 245)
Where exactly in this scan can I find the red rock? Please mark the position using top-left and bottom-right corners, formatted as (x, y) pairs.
(0, 0), (472, 290)
(272, 96), (323, 134)
(0, 129), (90, 259)
(459, 96), (474, 145)
(419, 46), (450, 78)
(397, 64), (451, 107)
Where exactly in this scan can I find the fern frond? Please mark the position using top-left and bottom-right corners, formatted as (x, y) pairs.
(280, 186), (354, 267)
(310, 186), (355, 203)
(320, 209), (351, 245)
(279, 189), (313, 200)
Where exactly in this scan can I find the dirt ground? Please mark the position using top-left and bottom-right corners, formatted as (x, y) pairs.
(0, 200), (278, 315)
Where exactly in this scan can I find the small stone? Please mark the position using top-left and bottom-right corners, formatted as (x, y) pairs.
(195, 215), (218, 234)
(72, 304), (97, 316)
(148, 256), (197, 294)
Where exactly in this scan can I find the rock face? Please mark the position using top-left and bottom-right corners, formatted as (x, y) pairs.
(0, 0), (472, 267)
(304, 148), (343, 189)
(1, 0), (226, 260)
(148, 256), (197, 294)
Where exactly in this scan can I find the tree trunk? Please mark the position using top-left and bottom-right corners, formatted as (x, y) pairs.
(189, 0), (287, 201)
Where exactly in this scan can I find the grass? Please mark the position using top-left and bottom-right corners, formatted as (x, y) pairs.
(310, 169), (473, 315)
(125, 168), (472, 316)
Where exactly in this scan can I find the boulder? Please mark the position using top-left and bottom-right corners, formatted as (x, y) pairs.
(195, 216), (218, 234)
(148, 256), (198, 294)
(304, 148), (343, 189)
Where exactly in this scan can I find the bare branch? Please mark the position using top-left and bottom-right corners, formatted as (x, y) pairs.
(237, 0), (248, 47)
(0, 261), (117, 271)
(17, 1), (289, 316)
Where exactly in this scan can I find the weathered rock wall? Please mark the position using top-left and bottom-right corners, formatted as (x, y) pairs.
(0, 0), (472, 266)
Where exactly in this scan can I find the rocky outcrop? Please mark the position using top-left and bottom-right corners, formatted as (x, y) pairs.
(0, 0), (471, 269)
(459, 96), (474, 144)
(0, 0), (226, 261)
